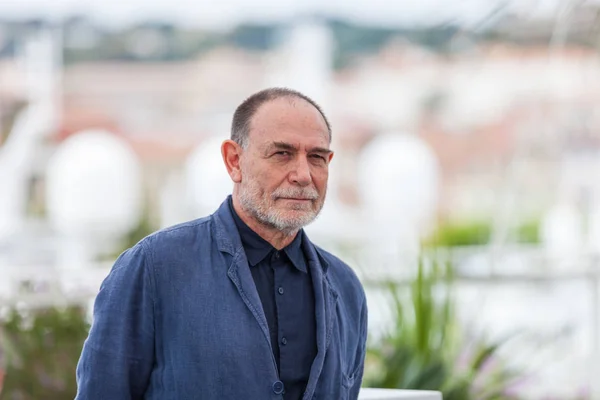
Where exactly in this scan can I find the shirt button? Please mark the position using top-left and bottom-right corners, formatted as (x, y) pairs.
(273, 251), (280, 259)
(272, 380), (284, 394)
(278, 287), (284, 295)
(281, 337), (287, 345)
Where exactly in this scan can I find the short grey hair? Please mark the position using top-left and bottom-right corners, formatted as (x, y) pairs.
(231, 87), (332, 149)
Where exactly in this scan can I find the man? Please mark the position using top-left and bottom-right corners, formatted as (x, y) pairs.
(75, 88), (368, 399)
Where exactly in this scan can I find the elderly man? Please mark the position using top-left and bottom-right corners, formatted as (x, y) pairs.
(75, 88), (368, 399)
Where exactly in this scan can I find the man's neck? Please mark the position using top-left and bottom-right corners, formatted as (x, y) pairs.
(231, 196), (298, 250)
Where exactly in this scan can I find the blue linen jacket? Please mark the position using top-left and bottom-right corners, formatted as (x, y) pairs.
(75, 198), (368, 399)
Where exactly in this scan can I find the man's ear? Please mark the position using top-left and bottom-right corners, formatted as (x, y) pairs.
(221, 140), (243, 183)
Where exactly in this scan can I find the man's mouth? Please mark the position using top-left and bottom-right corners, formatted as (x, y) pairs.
(279, 197), (312, 201)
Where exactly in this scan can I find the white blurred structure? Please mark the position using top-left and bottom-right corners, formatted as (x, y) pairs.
(267, 16), (334, 107)
(587, 205), (600, 252)
(45, 129), (142, 267)
(0, 29), (61, 243)
(184, 135), (233, 218)
(540, 199), (583, 259)
(357, 132), (439, 254)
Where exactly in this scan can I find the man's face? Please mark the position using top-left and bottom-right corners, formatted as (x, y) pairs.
(237, 97), (333, 234)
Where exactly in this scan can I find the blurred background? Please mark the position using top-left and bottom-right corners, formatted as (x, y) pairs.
(1, 0), (600, 399)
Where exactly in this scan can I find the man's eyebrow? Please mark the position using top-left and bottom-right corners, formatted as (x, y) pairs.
(268, 141), (297, 151)
(309, 146), (333, 155)
(265, 142), (332, 155)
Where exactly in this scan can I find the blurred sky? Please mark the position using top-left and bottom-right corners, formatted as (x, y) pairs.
(0, 0), (583, 30)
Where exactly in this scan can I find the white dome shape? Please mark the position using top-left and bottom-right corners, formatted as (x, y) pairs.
(46, 129), (142, 238)
(185, 136), (233, 215)
(357, 132), (439, 235)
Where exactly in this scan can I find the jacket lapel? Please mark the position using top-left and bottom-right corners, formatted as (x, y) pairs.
(212, 200), (273, 354)
(226, 251), (272, 348)
(301, 232), (339, 400)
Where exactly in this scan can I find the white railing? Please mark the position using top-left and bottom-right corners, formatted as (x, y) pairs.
(359, 389), (442, 399)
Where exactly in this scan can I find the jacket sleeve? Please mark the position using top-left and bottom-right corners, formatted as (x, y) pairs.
(349, 295), (368, 400)
(75, 240), (155, 400)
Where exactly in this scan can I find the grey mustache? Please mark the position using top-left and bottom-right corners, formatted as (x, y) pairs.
(272, 188), (319, 200)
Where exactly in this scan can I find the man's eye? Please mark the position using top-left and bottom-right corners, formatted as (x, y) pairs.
(310, 154), (326, 161)
(274, 151), (291, 156)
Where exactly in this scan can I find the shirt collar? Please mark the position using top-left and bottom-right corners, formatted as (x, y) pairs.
(228, 196), (307, 273)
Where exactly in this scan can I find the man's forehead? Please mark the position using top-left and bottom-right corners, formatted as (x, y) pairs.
(248, 127), (330, 149)
(252, 97), (328, 129)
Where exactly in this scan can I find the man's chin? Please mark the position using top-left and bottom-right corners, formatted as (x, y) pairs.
(278, 207), (316, 219)
(278, 213), (319, 229)
(274, 201), (312, 211)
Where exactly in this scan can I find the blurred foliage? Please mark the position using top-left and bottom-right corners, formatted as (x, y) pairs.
(364, 259), (522, 399)
(423, 219), (540, 247)
(514, 220), (540, 244)
(62, 19), (225, 64)
(5, 10), (600, 67)
(229, 23), (279, 51)
(425, 220), (491, 247)
(0, 306), (89, 399)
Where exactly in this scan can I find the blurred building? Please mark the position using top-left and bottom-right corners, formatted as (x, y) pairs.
(53, 44), (600, 223)
(2, 14), (600, 232)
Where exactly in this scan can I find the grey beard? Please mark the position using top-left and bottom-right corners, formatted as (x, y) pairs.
(238, 181), (323, 234)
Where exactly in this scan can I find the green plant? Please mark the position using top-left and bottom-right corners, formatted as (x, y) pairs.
(424, 220), (492, 247)
(364, 258), (522, 400)
(0, 306), (90, 399)
(423, 219), (540, 247)
(514, 220), (540, 244)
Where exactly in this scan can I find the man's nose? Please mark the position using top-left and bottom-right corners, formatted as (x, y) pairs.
(290, 157), (312, 186)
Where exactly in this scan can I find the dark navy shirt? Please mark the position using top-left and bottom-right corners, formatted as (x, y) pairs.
(229, 198), (317, 399)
